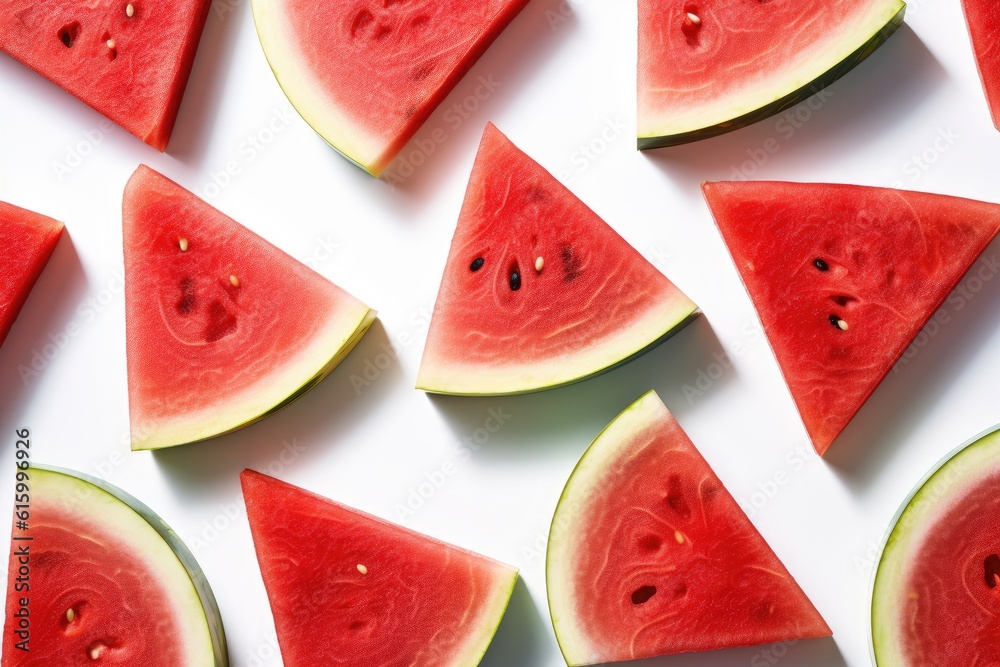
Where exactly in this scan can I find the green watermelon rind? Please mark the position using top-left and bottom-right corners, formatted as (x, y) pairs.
(22, 464), (228, 666)
(638, 2), (906, 150)
(416, 306), (701, 396)
(545, 389), (662, 666)
(463, 568), (520, 667)
(131, 308), (377, 451)
(869, 423), (1000, 665)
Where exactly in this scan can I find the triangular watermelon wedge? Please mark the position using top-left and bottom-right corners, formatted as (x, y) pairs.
(241, 469), (519, 667)
(0, 202), (64, 348)
(703, 181), (1000, 455)
(0, 0), (211, 150)
(251, 0), (530, 176)
(547, 391), (830, 665)
(961, 0), (1000, 129)
(417, 123), (700, 395)
(123, 166), (375, 450)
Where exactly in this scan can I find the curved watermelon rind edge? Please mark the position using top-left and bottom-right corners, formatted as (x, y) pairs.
(26, 463), (229, 666)
(869, 422), (1000, 666)
(545, 389), (660, 667)
(466, 568), (521, 667)
(416, 307), (701, 396)
(637, 3), (906, 150)
(131, 308), (377, 451)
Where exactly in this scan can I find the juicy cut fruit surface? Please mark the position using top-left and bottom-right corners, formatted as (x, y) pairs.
(0, 202), (63, 348)
(547, 391), (830, 666)
(872, 425), (1000, 665)
(704, 181), (1000, 455)
(251, 0), (529, 176)
(240, 470), (518, 667)
(2, 465), (226, 667)
(0, 0), (211, 150)
(416, 123), (699, 395)
(961, 0), (1000, 129)
(637, 0), (905, 148)
(123, 166), (375, 449)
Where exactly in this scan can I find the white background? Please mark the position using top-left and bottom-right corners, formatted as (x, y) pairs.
(1, 0), (999, 665)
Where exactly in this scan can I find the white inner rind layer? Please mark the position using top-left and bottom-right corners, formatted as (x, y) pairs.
(31, 465), (224, 666)
(251, 0), (389, 176)
(132, 305), (375, 450)
(453, 565), (520, 667)
(546, 390), (666, 666)
(637, 0), (904, 141)
(870, 426), (1000, 666)
(415, 299), (699, 395)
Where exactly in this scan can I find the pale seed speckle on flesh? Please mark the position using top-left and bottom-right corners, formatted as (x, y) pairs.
(106, 39), (116, 49)
(229, 275), (240, 288)
(535, 256), (544, 272)
(179, 238), (188, 251)
(126, 3), (135, 17)
(837, 319), (849, 331)
(66, 608), (75, 623)
(686, 12), (701, 24)
(674, 530), (685, 544)
(357, 564), (368, 575)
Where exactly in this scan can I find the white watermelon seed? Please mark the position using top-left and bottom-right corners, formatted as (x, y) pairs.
(674, 530), (685, 544)
(178, 238), (188, 251)
(686, 12), (701, 25)
(535, 256), (544, 272)
(66, 608), (75, 623)
(126, 3), (135, 17)
(837, 319), (849, 331)
(229, 275), (240, 288)
(357, 564), (368, 575)
(106, 39), (116, 50)
(88, 641), (108, 659)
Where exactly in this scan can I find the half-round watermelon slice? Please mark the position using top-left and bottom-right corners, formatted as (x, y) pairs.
(547, 391), (830, 666)
(241, 469), (518, 667)
(2, 464), (227, 666)
(871, 425), (1000, 665)
(251, 0), (529, 176)
(123, 166), (375, 450)
(638, 0), (905, 148)
(961, 0), (1000, 130)
(417, 124), (699, 395)
(0, 0), (211, 150)
(0, 202), (64, 348)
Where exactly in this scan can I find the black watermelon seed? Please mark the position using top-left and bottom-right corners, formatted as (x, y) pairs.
(829, 314), (841, 328)
(509, 271), (521, 291)
(470, 257), (484, 272)
(814, 258), (829, 271)
(984, 554), (1000, 588)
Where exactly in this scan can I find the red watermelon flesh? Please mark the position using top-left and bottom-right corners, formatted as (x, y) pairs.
(2, 466), (225, 667)
(961, 0), (1000, 129)
(251, 0), (530, 176)
(123, 166), (375, 450)
(240, 470), (518, 667)
(417, 123), (699, 395)
(0, 202), (63, 348)
(703, 181), (1000, 455)
(871, 427), (1000, 664)
(0, 0), (211, 150)
(547, 391), (830, 665)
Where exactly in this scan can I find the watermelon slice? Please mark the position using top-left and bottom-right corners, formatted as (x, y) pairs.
(637, 0), (905, 148)
(417, 123), (699, 395)
(2, 464), (227, 666)
(0, 202), (64, 348)
(240, 469), (518, 667)
(123, 166), (375, 450)
(250, 0), (529, 176)
(0, 0), (211, 151)
(871, 424), (1000, 665)
(546, 391), (830, 665)
(703, 181), (1000, 455)
(961, 0), (1000, 129)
